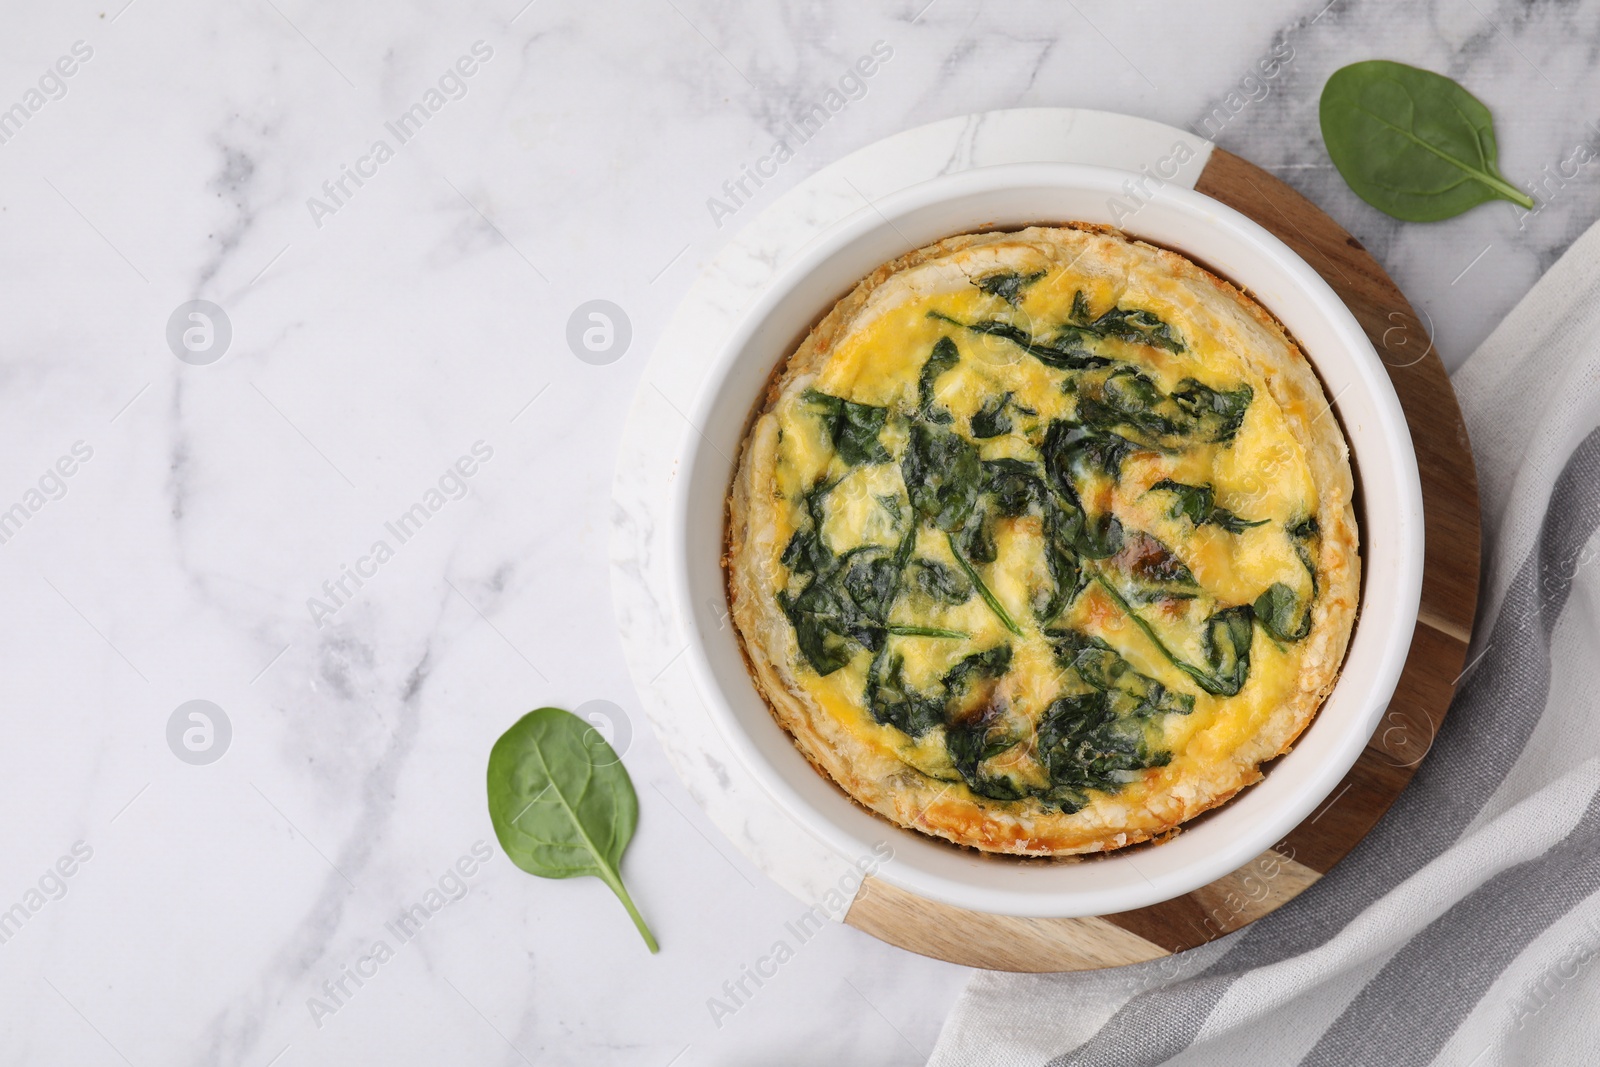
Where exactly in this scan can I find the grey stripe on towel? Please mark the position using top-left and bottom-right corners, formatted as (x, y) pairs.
(1302, 784), (1600, 1065)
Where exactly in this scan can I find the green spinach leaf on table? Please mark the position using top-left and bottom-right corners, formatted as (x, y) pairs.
(1319, 59), (1535, 222)
(486, 707), (658, 952)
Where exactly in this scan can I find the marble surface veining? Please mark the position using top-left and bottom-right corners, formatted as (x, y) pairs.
(1, 1), (1596, 1064)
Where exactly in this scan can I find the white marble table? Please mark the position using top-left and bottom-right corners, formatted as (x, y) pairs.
(2, 2), (1596, 1064)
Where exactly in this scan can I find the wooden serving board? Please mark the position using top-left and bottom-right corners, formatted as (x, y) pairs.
(842, 147), (1483, 972)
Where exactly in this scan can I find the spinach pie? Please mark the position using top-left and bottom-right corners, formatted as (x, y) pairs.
(724, 225), (1359, 856)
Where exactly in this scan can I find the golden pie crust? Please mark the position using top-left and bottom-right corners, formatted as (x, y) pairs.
(724, 225), (1359, 856)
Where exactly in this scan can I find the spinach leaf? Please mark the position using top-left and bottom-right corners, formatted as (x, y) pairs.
(1254, 582), (1312, 642)
(781, 478), (838, 573)
(970, 392), (1014, 438)
(1042, 418), (1141, 488)
(1288, 515), (1320, 580)
(954, 506), (997, 565)
(1049, 629), (1194, 718)
(1074, 372), (1251, 449)
(1077, 368), (1186, 442)
(777, 574), (874, 675)
(1091, 573), (1254, 696)
(779, 525), (827, 577)
(1289, 515), (1322, 610)
(1197, 606), (1255, 696)
(777, 484), (846, 673)
(1253, 515), (1320, 642)
(928, 312), (1113, 371)
(802, 389), (890, 466)
(1092, 309), (1184, 353)
(1040, 421), (1100, 484)
(982, 458), (1044, 517)
(840, 547), (902, 621)
(865, 639), (1000, 739)
(1036, 500), (1087, 624)
(904, 558), (973, 604)
(1039, 421), (1128, 557)
(487, 707), (658, 952)
(1070, 433), (1142, 486)
(944, 455), (1051, 568)
(777, 484), (912, 675)
(1149, 479), (1268, 533)
(1320, 60), (1534, 222)
(851, 521), (950, 717)
(1035, 692), (1170, 813)
(975, 270), (1045, 306)
(946, 531), (1025, 637)
(961, 455), (1089, 625)
(945, 718), (1026, 801)
(887, 624), (971, 638)
(943, 643), (1013, 695)
(1076, 511), (1124, 560)
(1171, 380), (1253, 444)
(902, 421), (982, 532)
(866, 652), (948, 737)
(1068, 291), (1184, 353)
(1026, 630), (1192, 811)
(917, 337), (960, 423)
(930, 293), (1184, 372)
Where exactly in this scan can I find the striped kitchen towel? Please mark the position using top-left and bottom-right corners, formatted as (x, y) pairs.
(929, 216), (1600, 1067)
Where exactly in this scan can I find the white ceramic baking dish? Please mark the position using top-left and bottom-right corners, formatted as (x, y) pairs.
(669, 162), (1423, 918)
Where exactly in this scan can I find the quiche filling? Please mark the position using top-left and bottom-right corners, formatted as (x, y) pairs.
(726, 226), (1358, 856)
